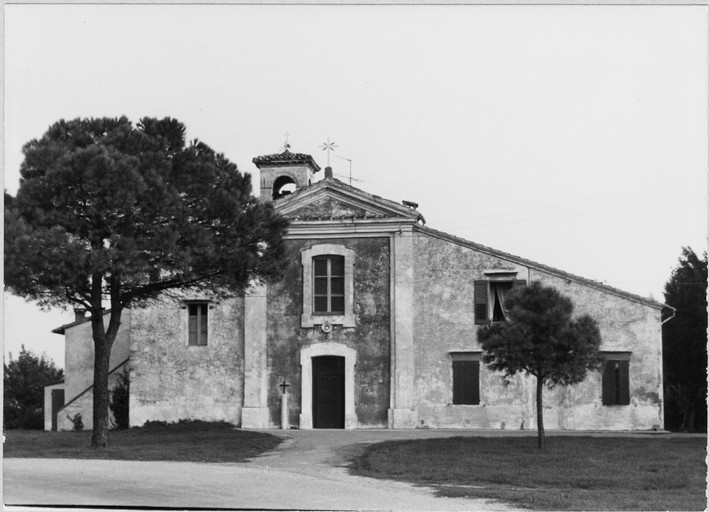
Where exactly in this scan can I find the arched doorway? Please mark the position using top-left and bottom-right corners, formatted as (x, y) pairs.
(299, 342), (356, 429)
(312, 356), (345, 428)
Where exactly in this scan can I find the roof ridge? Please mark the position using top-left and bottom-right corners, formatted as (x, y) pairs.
(414, 224), (670, 311)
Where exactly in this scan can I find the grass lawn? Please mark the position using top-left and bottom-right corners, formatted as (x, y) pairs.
(4, 421), (282, 462)
(349, 435), (707, 511)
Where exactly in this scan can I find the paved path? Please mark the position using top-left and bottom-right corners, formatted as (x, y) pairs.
(4, 429), (522, 511)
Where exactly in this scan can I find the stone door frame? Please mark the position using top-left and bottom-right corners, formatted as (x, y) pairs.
(299, 342), (357, 429)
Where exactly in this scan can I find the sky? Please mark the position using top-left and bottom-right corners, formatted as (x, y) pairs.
(3, 4), (707, 369)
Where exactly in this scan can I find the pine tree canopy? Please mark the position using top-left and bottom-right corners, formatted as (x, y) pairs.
(5, 116), (289, 311)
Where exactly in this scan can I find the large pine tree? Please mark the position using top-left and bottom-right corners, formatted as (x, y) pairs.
(5, 117), (289, 447)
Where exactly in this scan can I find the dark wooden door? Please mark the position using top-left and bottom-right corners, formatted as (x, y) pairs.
(51, 389), (65, 431)
(312, 356), (345, 428)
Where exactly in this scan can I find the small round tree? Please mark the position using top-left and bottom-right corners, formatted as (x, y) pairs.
(478, 281), (602, 448)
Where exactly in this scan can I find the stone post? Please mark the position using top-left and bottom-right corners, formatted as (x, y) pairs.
(241, 284), (270, 428)
(388, 227), (417, 428)
(281, 391), (289, 430)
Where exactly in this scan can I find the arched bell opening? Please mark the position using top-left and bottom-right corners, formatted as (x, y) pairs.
(272, 175), (297, 200)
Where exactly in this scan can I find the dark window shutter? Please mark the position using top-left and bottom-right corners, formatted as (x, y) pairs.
(199, 304), (208, 346)
(618, 360), (630, 405)
(602, 360), (615, 405)
(188, 305), (198, 345)
(453, 360), (480, 405)
(471, 361), (480, 404)
(474, 281), (488, 325)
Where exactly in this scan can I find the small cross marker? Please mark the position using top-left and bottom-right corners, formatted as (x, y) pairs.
(279, 380), (290, 395)
(283, 131), (291, 151)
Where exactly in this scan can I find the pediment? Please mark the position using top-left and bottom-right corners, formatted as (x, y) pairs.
(275, 180), (420, 221)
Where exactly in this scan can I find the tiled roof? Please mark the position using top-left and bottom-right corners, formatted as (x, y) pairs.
(252, 150), (321, 172)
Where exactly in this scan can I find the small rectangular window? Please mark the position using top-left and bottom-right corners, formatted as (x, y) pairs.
(188, 303), (208, 346)
(313, 255), (345, 315)
(451, 353), (481, 405)
(602, 357), (630, 405)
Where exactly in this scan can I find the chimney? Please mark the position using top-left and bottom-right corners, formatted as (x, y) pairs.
(74, 308), (87, 323)
(324, 166), (333, 179)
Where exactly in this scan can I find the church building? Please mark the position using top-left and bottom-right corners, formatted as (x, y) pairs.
(45, 149), (670, 432)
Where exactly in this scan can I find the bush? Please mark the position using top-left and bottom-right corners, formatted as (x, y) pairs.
(4, 346), (63, 429)
(110, 370), (129, 430)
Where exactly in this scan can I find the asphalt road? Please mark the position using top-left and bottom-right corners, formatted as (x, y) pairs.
(4, 429), (520, 511)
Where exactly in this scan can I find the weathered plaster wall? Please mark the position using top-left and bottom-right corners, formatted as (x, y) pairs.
(532, 270), (664, 430)
(55, 311), (131, 430)
(63, 310), (131, 401)
(266, 236), (391, 428)
(129, 296), (244, 427)
(412, 233), (532, 429)
(412, 232), (663, 430)
(55, 368), (125, 431)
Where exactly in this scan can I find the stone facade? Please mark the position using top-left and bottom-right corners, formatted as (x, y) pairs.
(129, 296), (245, 427)
(47, 150), (669, 431)
(410, 230), (664, 430)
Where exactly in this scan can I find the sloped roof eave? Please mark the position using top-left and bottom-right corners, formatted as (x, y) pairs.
(414, 224), (670, 311)
(274, 178), (421, 221)
(52, 310), (111, 335)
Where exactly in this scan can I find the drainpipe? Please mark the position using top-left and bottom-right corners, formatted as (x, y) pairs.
(661, 306), (677, 325)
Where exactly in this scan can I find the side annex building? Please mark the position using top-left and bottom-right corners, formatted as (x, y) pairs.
(45, 149), (671, 432)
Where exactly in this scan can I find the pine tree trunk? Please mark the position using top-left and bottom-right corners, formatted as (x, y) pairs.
(91, 337), (112, 448)
(536, 376), (545, 449)
(89, 303), (122, 449)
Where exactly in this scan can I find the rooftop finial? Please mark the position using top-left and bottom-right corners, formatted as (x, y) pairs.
(283, 131), (291, 152)
(319, 137), (338, 167)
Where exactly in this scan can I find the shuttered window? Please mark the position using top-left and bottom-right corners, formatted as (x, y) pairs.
(313, 255), (345, 314)
(602, 358), (630, 405)
(451, 353), (481, 405)
(188, 303), (208, 346)
(474, 281), (488, 325)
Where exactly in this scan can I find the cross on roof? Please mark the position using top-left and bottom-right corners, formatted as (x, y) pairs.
(283, 131), (291, 152)
(319, 137), (338, 167)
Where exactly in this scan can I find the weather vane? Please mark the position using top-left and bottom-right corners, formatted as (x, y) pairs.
(283, 131), (291, 152)
(319, 137), (338, 167)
